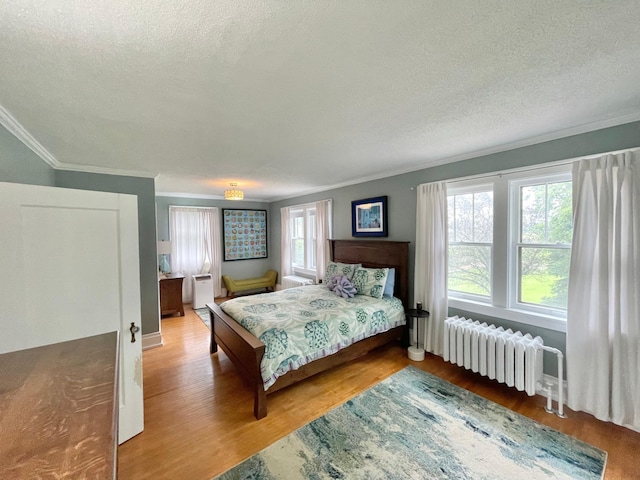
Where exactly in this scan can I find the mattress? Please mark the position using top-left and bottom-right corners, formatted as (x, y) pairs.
(220, 284), (405, 390)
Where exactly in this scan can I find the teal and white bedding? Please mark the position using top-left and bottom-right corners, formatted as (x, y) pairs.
(220, 285), (405, 391)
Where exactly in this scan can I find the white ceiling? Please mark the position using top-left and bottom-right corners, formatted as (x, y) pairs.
(2, 1), (640, 201)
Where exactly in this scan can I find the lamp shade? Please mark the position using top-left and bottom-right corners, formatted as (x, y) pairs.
(157, 241), (172, 255)
(224, 182), (244, 200)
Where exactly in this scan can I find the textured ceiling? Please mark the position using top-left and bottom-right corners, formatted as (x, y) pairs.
(1, 1), (640, 201)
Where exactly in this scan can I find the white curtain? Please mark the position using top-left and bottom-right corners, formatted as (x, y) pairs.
(315, 199), (333, 284)
(567, 150), (640, 431)
(169, 207), (222, 303)
(414, 182), (448, 355)
(281, 206), (293, 279)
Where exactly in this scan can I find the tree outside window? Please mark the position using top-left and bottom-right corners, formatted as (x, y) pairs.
(517, 179), (572, 311)
(447, 166), (573, 328)
(448, 188), (493, 299)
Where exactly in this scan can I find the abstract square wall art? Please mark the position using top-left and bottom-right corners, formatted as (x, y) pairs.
(223, 209), (268, 260)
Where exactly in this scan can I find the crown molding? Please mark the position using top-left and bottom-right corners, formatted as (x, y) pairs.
(414, 109), (640, 173)
(54, 162), (156, 178)
(156, 192), (226, 200)
(155, 191), (266, 203)
(0, 104), (156, 178)
(268, 110), (640, 202)
(0, 104), (60, 168)
(3, 100), (640, 201)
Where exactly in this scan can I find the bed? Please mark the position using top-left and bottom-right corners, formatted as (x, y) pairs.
(207, 239), (410, 419)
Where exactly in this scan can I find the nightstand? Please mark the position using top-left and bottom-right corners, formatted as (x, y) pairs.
(159, 273), (185, 317)
(406, 307), (430, 361)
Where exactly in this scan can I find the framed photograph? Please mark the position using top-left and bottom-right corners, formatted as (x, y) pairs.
(223, 209), (268, 261)
(351, 196), (388, 237)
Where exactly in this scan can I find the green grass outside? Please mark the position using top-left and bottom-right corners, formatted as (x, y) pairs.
(449, 274), (565, 307)
(520, 274), (556, 304)
(448, 278), (488, 297)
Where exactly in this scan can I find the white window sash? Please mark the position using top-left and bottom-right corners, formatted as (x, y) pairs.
(446, 164), (572, 332)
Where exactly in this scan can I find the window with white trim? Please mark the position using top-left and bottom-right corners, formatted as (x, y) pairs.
(448, 185), (493, 301)
(447, 165), (572, 331)
(290, 204), (316, 275)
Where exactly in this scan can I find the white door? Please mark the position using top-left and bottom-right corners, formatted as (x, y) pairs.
(0, 182), (144, 444)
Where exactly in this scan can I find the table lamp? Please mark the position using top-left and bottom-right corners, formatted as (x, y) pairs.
(157, 241), (172, 274)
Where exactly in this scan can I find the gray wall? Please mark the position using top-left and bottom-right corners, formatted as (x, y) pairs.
(0, 123), (159, 336)
(56, 171), (160, 336)
(0, 124), (55, 186)
(269, 176), (417, 288)
(5, 117), (640, 372)
(269, 120), (640, 374)
(156, 196), (272, 280)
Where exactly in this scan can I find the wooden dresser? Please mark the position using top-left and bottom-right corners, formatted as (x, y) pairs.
(160, 273), (185, 317)
(0, 332), (119, 479)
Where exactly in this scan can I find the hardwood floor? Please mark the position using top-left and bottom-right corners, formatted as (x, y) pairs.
(118, 306), (639, 479)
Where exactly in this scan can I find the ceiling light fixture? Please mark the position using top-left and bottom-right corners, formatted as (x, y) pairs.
(224, 183), (244, 200)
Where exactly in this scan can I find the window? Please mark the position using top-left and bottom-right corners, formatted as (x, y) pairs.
(447, 165), (572, 331)
(511, 175), (572, 315)
(169, 206), (220, 301)
(290, 204), (316, 275)
(448, 186), (493, 301)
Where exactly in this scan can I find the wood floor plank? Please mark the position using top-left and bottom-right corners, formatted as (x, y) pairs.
(117, 306), (639, 479)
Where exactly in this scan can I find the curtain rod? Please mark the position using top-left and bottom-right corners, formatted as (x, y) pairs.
(422, 146), (640, 188)
(284, 198), (332, 210)
(444, 159), (573, 186)
(168, 205), (218, 210)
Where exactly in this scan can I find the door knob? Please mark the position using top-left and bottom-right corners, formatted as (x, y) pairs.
(130, 322), (140, 343)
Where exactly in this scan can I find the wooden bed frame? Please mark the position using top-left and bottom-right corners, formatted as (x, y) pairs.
(207, 239), (410, 419)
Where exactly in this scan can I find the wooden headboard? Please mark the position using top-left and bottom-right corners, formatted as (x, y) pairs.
(329, 239), (410, 307)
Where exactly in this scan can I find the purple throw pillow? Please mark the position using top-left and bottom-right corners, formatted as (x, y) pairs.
(331, 275), (357, 298)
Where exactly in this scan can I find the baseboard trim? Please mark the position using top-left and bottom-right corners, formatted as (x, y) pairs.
(142, 331), (163, 350)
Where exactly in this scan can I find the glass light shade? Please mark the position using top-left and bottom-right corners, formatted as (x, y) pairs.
(224, 188), (244, 200)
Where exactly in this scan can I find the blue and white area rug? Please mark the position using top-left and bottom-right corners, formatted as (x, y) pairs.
(215, 366), (606, 479)
(195, 308), (211, 329)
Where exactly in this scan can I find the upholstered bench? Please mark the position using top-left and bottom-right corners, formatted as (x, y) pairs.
(222, 270), (278, 298)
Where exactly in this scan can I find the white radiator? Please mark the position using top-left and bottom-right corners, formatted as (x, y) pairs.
(444, 316), (566, 417)
(281, 275), (314, 289)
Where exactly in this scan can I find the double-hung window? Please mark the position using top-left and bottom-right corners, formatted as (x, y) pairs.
(448, 185), (493, 301)
(510, 173), (572, 317)
(290, 204), (316, 275)
(447, 164), (572, 331)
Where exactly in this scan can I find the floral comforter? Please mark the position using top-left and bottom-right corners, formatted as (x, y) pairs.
(220, 285), (405, 390)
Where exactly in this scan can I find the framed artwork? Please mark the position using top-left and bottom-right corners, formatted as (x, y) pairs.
(351, 196), (388, 237)
(223, 209), (268, 261)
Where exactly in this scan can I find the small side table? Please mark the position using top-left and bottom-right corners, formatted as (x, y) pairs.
(406, 308), (430, 361)
(159, 273), (185, 317)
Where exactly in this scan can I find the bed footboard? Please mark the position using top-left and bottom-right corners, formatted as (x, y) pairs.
(207, 303), (268, 419)
(208, 300), (404, 420)
(206, 237), (410, 420)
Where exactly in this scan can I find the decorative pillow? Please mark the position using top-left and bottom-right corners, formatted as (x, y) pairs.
(324, 262), (361, 282)
(383, 268), (396, 297)
(352, 267), (389, 299)
(326, 274), (357, 298)
(325, 274), (341, 290)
